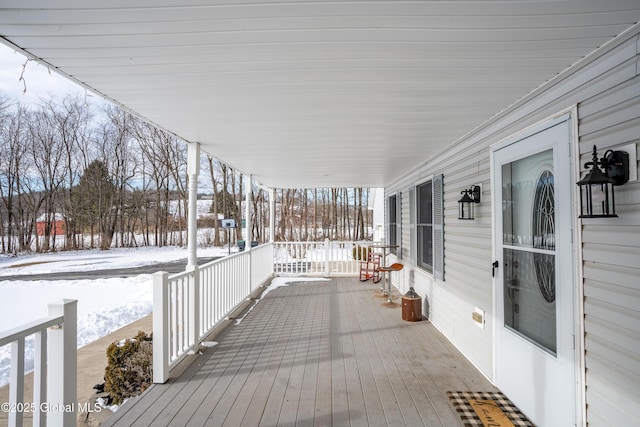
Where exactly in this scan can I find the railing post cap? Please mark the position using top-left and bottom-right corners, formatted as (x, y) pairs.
(47, 299), (78, 309)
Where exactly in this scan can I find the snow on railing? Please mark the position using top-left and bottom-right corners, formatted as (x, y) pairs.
(0, 300), (77, 427)
(273, 239), (375, 276)
(153, 243), (274, 383)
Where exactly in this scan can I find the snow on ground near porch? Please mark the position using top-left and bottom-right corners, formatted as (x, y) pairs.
(0, 246), (227, 387)
(0, 247), (329, 387)
(0, 245), (226, 277)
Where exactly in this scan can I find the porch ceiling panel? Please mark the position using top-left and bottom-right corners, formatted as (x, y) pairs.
(1, 1), (639, 188)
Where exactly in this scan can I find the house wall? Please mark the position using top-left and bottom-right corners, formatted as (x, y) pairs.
(386, 25), (640, 425)
(369, 188), (385, 242)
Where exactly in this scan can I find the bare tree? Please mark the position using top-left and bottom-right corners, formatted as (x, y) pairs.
(355, 187), (365, 240)
(235, 171), (242, 242)
(250, 184), (268, 243)
(207, 156), (221, 246)
(133, 120), (169, 246)
(49, 95), (94, 250)
(2, 93), (374, 253)
(72, 160), (116, 249)
(28, 101), (69, 251)
(166, 139), (187, 246)
(0, 96), (18, 253)
(269, 187), (372, 243)
(0, 105), (44, 253)
(95, 104), (137, 249)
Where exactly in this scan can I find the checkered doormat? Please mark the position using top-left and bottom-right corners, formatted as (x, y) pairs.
(447, 391), (535, 426)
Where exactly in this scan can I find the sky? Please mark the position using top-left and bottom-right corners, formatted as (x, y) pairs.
(0, 42), (222, 193)
(0, 42), (89, 106)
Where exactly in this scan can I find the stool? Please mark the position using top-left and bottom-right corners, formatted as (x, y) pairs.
(376, 263), (403, 307)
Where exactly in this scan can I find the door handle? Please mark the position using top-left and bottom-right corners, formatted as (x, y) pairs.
(492, 261), (499, 277)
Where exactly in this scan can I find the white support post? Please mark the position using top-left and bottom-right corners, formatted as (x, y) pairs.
(324, 238), (331, 277)
(187, 143), (201, 353)
(153, 272), (170, 383)
(187, 142), (200, 268)
(245, 174), (253, 292)
(269, 188), (275, 243)
(47, 299), (77, 427)
(9, 338), (25, 427)
(245, 174), (252, 248)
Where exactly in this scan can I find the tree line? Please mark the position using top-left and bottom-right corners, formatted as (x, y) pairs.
(0, 94), (372, 254)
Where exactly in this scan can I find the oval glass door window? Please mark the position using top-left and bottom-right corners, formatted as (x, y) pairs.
(533, 170), (556, 303)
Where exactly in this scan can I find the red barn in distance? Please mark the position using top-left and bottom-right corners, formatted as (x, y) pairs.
(35, 213), (65, 237)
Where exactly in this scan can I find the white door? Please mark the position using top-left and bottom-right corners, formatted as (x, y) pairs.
(493, 118), (576, 426)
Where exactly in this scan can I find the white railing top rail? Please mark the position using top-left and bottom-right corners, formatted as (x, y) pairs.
(167, 267), (193, 281)
(274, 240), (375, 245)
(197, 247), (252, 270)
(0, 315), (63, 347)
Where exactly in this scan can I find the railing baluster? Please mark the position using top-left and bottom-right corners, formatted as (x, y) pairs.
(177, 278), (183, 354)
(172, 280), (178, 361)
(215, 265), (220, 324)
(324, 238), (330, 276)
(232, 259), (237, 307)
(33, 330), (47, 427)
(182, 278), (189, 352)
(206, 270), (211, 332)
(201, 269), (206, 333)
(9, 338), (25, 427)
(184, 277), (190, 351)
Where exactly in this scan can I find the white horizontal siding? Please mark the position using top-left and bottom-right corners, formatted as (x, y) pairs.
(584, 375), (639, 427)
(578, 35), (640, 422)
(389, 145), (495, 376)
(582, 243), (640, 269)
(386, 23), (640, 425)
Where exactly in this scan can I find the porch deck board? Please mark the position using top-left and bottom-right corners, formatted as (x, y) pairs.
(104, 278), (496, 427)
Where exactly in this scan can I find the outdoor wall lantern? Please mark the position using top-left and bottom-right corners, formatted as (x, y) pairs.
(577, 145), (629, 218)
(458, 185), (481, 220)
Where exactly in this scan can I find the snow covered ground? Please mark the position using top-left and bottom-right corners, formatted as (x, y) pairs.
(0, 246), (228, 387)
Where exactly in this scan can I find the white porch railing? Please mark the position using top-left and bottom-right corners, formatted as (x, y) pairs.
(0, 300), (77, 427)
(153, 240), (377, 383)
(153, 243), (274, 383)
(273, 239), (375, 276)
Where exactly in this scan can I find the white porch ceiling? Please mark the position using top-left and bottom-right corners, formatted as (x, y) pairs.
(1, 1), (639, 188)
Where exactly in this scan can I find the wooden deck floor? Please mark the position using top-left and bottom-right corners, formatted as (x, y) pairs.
(104, 278), (496, 427)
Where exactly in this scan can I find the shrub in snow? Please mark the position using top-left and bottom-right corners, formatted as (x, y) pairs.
(104, 331), (153, 405)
